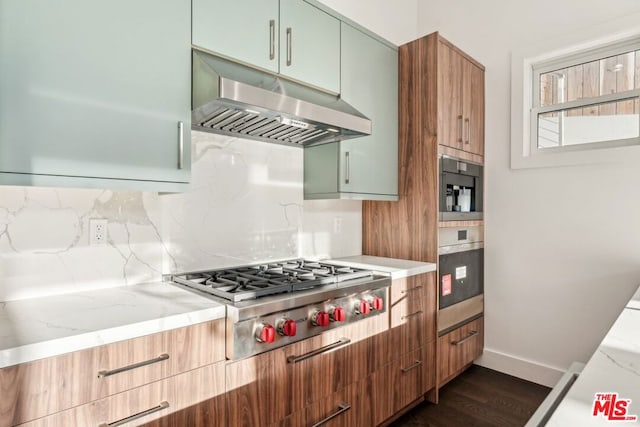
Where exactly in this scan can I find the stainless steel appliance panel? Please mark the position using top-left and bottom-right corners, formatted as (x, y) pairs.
(439, 156), (483, 221)
(438, 248), (484, 309)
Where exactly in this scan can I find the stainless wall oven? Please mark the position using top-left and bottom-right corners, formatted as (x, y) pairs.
(438, 225), (484, 333)
(439, 156), (483, 221)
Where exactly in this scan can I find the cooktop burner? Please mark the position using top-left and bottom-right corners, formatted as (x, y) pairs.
(172, 259), (373, 302)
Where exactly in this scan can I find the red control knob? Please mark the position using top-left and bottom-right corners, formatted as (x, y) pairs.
(356, 300), (370, 315)
(371, 296), (384, 311)
(256, 324), (276, 343)
(312, 311), (330, 327)
(330, 306), (346, 322)
(278, 319), (297, 337)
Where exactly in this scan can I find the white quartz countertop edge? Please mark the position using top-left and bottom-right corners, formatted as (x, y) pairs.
(327, 255), (436, 280)
(0, 306), (225, 369)
(0, 282), (225, 369)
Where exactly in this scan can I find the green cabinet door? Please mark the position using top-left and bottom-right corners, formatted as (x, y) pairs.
(0, 0), (191, 187)
(338, 23), (398, 198)
(192, 0), (279, 73)
(280, 0), (340, 93)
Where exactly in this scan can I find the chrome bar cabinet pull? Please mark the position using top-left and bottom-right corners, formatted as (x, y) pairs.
(177, 121), (184, 169)
(401, 310), (424, 321)
(401, 360), (423, 373)
(269, 19), (276, 60)
(311, 403), (351, 427)
(345, 151), (350, 184)
(451, 330), (479, 346)
(286, 27), (292, 66)
(97, 353), (170, 378)
(465, 117), (470, 145)
(400, 285), (423, 294)
(98, 401), (169, 427)
(287, 338), (351, 364)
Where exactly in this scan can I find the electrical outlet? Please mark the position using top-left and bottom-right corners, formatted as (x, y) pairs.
(89, 219), (108, 245)
(333, 217), (342, 234)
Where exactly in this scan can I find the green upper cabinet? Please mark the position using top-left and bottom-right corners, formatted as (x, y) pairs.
(279, 0), (340, 93)
(0, 0), (191, 191)
(192, 0), (279, 73)
(304, 23), (398, 201)
(192, 0), (340, 93)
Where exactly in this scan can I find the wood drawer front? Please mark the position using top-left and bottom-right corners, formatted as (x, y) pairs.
(390, 275), (426, 305)
(18, 362), (226, 427)
(390, 295), (425, 357)
(390, 273), (437, 344)
(437, 316), (484, 384)
(3, 319), (225, 426)
(372, 347), (427, 425)
(226, 340), (303, 427)
(306, 380), (374, 427)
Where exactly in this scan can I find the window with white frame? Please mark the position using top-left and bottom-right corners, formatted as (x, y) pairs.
(531, 38), (640, 153)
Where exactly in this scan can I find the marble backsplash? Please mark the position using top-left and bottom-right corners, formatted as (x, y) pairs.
(0, 132), (362, 301)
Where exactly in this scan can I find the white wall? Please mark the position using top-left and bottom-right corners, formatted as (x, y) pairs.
(317, 0), (418, 46)
(417, 0), (640, 385)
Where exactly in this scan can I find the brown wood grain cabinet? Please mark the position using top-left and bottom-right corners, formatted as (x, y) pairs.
(1, 319), (225, 427)
(437, 316), (484, 386)
(17, 362), (226, 427)
(438, 37), (485, 156)
(372, 346), (429, 425)
(363, 30), (485, 409)
(389, 273), (437, 359)
(225, 314), (389, 427)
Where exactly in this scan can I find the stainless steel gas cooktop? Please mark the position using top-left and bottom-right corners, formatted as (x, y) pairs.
(170, 259), (390, 360)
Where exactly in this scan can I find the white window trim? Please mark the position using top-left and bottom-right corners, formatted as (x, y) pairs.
(510, 15), (640, 169)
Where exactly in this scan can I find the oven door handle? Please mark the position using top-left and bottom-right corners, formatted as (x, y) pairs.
(287, 338), (351, 364)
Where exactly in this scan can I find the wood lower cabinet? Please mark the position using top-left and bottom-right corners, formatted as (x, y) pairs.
(372, 346), (431, 425)
(309, 378), (376, 427)
(1, 319), (225, 426)
(437, 316), (484, 386)
(17, 362), (226, 427)
(225, 314), (389, 427)
(225, 342), (297, 427)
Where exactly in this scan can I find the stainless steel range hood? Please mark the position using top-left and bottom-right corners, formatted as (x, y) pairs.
(192, 49), (371, 147)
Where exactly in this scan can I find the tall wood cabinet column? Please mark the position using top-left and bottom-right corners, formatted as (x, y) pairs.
(363, 31), (486, 407)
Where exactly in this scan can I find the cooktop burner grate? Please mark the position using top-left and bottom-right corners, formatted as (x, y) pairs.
(172, 260), (374, 302)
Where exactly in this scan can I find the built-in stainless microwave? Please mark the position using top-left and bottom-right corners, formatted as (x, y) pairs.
(439, 156), (483, 221)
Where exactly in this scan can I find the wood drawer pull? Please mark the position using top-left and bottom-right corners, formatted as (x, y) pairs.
(97, 353), (170, 378)
(311, 403), (351, 427)
(99, 401), (169, 427)
(400, 285), (423, 294)
(287, 338), (351, 364)
(451, 330), (479, 346)
(401, 360), (423, 373)
(401, 310), (423, 320)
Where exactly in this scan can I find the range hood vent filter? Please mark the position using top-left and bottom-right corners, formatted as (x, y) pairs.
(198, 107), (331, 145)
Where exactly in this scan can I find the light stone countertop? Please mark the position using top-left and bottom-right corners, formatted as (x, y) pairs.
(546, 285), (640, 426)
(327, 255), (436, 280)
(626, 286), (640, 310)
(0, 282), (224, 369)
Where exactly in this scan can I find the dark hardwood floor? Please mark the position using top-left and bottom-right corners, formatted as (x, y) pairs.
(391, 365), (551, 427)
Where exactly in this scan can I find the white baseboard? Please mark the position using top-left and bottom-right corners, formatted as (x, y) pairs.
(476, 348), (566, 387)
